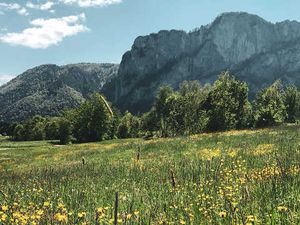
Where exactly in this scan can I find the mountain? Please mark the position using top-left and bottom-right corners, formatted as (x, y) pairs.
(2, 12), (300, 121)
(103, 12), (300, 113)
(0, 63), (119, 123)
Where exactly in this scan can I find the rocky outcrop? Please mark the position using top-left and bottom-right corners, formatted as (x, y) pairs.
(0, 63), (119, 122)
(103, 12), (300, 113)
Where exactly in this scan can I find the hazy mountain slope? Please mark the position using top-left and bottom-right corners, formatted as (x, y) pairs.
(103, 12), (300, 113)
(0, 63), (119, 122)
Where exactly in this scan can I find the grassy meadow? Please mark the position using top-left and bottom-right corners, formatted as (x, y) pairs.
(0, 125), (300, 224)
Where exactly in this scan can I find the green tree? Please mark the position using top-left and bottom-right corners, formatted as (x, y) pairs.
(283, 85), (300, 123)
(31, 122), (45, 140)
(140, 108), (159, 135)
(73, 93), (113, 142)
(178, 81), (210, 135)
(0, 122), (14, 136)
(152, 81), (211, 137)
(58, 118), (73, 145)
(164, 93), (184, 136)
(253, 80), (287, 127)
(13, 124), (25, 141)
(23, 116), (46, 140)
(117, 111), (141, 138)
(155, 85), (174, 137)
(205, 71), (252, 131)
(45, 118), (60, 140)
(12, 116), (46, 141)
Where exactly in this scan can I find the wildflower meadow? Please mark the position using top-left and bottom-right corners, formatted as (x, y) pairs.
(0, 125), (299, 224)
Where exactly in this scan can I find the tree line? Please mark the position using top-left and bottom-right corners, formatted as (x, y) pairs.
(10, 71), (300, 144)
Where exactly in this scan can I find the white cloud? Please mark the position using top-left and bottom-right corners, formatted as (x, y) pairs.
(17, 7), (29, 16)
(26, 1), (55, 12)
(0, 74), (16, 85)
(60, 0), (122, 7)
(0, 13), (89, 49)
(0, 3), (29, 16)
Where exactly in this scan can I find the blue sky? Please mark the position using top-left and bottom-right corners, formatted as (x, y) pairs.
(0, 0), (299, 84)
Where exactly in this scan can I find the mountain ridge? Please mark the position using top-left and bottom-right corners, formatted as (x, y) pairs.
(102, 12), (300, 112)
(0, 63), (119, 122)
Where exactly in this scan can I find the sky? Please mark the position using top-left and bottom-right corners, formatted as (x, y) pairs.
(0, 0), (299, 85)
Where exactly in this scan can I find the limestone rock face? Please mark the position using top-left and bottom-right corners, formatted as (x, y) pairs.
(0, 63), (119, 122)
(103, 12), (300, 113)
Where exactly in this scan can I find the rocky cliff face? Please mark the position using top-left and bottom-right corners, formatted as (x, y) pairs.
(103, 12), (300, 113)
(0, 63), (119, 122)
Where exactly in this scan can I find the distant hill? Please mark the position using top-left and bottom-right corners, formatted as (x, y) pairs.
(0, 63), (119, 123)
(103, 12), (300, 113)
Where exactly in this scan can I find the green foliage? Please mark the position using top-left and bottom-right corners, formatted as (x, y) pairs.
(58, 118), (73, 145)
(154, 82), (210, 137)
(283, 85), (300, 122)
(164, 93), (184, 136)
(254, 80), (287, 127)
(205, 71), (252, 131)
(12, 116), (62, 141)
(108, 116), (121, 140)
(45, 118), (60, 140)
(72, 93), (113, 143)
(0, 122), (14, 136)
(178, 81), (210, 135)
(151, 73), (296, 136)
(13, 116), (46, 141)
(155, 85), (174, 137)
(13, 124), (26, 141)
(140, 108), (159, 134)
(31, 122), (46, 140)
(8, 71), (300, 143)
(10, 94), (116, 144)
(117, 111), (141, 138)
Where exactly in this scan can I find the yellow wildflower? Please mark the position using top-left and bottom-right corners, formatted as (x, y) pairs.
(43, 201), (50, 207)
(277, 206), (288, 212)
(0, 214), (7, 222)
(179, 219), (186, 224)
(246, 215), (257, 222)
(219, 211), (227, 218)
(54, 213), (68, 223)
(78, 212), (86, 218)
(1, 205), (8, 211)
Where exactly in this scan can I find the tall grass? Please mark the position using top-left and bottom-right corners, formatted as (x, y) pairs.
(0, 125), (299, 224)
